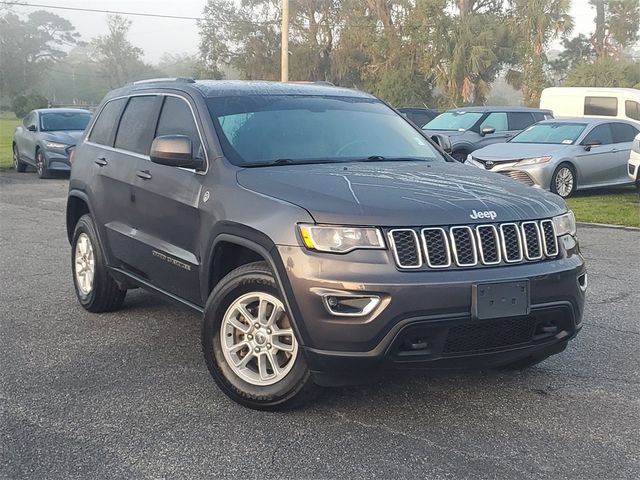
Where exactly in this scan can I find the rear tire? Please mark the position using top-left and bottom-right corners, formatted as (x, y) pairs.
(72, 214), (126, 312)
(36, 148), (52, 179)
(550, 163), (576, 198)
(13, 144), (27, 172)
(202, 261), (317, 410)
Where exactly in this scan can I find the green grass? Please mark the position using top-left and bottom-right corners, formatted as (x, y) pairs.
(567, 187), (640, 228)
(0, 113), (20, 170)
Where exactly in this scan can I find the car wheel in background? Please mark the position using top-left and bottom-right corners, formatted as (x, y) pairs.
(72, 214), (126, 312)
(451, 151), (468, 163)
(202, 261), (317, 409)
(551, 163), (576, 198)
(13, 144), (27, 172)
(35, 148), (51, 179)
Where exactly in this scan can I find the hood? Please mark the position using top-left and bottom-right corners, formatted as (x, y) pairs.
(41, 130), (84, 145)
(472, 143), (569, 162)
(236, 161), (566, 226)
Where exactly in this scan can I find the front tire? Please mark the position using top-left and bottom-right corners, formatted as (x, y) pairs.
(551, 163), (576, 198)
(72, 214), (126, 312)
(35, 148), (51, 179)
(13, 144), (27, 172)
(202, 261), (316, 409)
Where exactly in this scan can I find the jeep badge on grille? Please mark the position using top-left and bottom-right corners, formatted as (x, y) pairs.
(469, 209), (497, 220)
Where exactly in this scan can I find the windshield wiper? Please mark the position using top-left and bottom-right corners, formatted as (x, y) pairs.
(356, 156), (432, 163)
(243, 158), (341, 168)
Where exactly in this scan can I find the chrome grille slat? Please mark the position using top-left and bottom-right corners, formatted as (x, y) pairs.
(388, 219), (556, 270)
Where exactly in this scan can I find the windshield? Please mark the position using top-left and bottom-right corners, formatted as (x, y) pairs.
(40, 112), (91, 132)
(206, 95), (444, 166)
(423, 111), (483, 131)
(510, 122), (587, 145)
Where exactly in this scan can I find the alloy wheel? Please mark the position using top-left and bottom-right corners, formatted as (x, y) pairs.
(75, 233), (95, 295)
(555, 167), (574, 197)
(36, 151), (44, 176)
(220, 292), (298, 386)
(13, 146), (18, 169)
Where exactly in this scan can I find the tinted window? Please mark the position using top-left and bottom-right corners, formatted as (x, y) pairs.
(584, 97), (617, 116)
(479, 112), (508, 132)
(625, 100), (640, 121)
(89, 98), (126, 146)
(155, 96), (202, 155)
(508, 112), (535, 130)
(611, 122), (639, 143)
(208, 95), (444, 166)
(510, 122), (587, 144)
(532, 112), (549, 122)
(114, 96), (159, 155)
(41, 112), (91, 131)
(582, 124), (613, 145)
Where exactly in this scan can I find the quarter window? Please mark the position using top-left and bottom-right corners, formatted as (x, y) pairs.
(625, 100), (640, 121)
(508, 112), (535, 130)
(582, 124), (613, 145)
(155, 96), (203, 156)
(479, 112), (508, 132)
(610, 122), (639, 143)
(89, 98), (126, 146)
(584, 97), (618, 116)
(114, 96), (159, 155)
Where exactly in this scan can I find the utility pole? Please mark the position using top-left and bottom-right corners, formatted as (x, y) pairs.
(281, 0), (289, 82)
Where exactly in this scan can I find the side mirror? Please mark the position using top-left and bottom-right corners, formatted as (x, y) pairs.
(583, 139), (601, 151)
(480, 127), (495, 137)
(430, 134), (452, 154)
(27, 124), (37, 132)
(150, 135), (203, 169)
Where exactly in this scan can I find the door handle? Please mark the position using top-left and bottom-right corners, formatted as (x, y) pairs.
(136, 169), (152, 180)
(94, 157), (108, 166)
(611, 148), (618, 152)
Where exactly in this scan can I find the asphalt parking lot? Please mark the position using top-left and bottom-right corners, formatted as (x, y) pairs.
(1, 170), (639, 480)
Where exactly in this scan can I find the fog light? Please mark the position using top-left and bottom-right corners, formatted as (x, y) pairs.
(321, 294), (380, 317)
(578, 273), (588, 292)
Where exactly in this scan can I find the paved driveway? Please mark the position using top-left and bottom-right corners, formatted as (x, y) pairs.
(1, 171), (638, 479)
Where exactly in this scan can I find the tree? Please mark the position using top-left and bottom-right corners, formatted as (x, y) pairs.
(157, 53), (200, 78)
(90, 14), (154, 88)
(548, 34), (594, 82)
(0, 10), (80, 99)
(590, 0), (640, 57)
(508, 0), (573, 106)
(564, 56), (639, 87)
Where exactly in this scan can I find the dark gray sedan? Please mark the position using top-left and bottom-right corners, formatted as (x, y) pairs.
(12, 108), (92, 178)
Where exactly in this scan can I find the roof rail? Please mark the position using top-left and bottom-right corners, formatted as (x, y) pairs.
(131, 77), (196, 85)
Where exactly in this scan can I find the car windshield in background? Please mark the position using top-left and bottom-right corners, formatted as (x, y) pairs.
(206, 95), (444, 166)
(40, 112), (91, 132)
(510, 122), (587, 145)
(422, 111), (483, 131)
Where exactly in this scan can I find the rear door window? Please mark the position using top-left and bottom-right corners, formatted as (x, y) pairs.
(479, 112), (508, 132)
(584, 97), (618, 116)
(625, 100), (640, 121)
(89, 98), (127, 146)
(508, 112), (535, 130)
(155, 96), (203, 156)
(610, 122), (639, 143)
(114, 96), (160, 155)
(582, 124), (614, 145)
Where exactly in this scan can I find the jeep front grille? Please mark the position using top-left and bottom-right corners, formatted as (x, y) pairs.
(388, 219), (558, 270)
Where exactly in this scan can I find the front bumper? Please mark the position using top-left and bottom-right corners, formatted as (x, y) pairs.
(488, 162), (553, 191)
(628, 151), (640, 181)
(276, 240), (585, 382)
(43, 150), (71, 171)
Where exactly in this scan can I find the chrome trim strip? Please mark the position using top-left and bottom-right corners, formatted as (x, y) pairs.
(540, 219), (559, 257)
(388, 229), (423, 269)
(475, 224), (502, 265)
(321, 294), (381, 317)
(449, 226), (478, 267)
(521, 221), (543, 260)
(420, 227), (451, 268)
(499, 223), (524, 263)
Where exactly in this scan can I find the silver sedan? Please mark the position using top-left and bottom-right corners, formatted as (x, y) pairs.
(466, 118), (640, 198)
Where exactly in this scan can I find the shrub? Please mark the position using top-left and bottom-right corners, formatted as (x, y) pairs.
(11, 94), (49, 118)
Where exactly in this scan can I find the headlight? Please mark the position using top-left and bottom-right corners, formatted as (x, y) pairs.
(516, 156), (551, 166)
(552, 211), (576, 236)
(298, 224), (385, 253)
(45, 142), (67, 149)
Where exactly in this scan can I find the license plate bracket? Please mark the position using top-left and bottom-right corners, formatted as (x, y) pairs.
(472, 280), (530, 320)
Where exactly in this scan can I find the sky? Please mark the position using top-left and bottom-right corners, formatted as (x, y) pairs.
(7, 0), (600, 63)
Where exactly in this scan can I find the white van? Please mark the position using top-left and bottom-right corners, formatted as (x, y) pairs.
(540, 87), (640, 126)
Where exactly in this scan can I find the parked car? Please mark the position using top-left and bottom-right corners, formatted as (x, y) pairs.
(467, 118), (640, 198)
(540, 87), (640, 126)
(422, 106), (553, 162)
(13, 108), (92, 178)
(67, 79), (585, 409)
(397, 107), (439, 128)
(628, 133), (640, 187)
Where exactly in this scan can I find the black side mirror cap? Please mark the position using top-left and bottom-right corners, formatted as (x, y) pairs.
(27, 125), (37, 132)
(430, 133), (452, 154)
(150, 135), (204, 170)
(480, 127), (495, 137)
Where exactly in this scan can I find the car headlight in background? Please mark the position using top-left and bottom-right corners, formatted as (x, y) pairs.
(553, 210), (577, 236)
(45, 142), (68, 149)
(298, 225), (385, 253)
(516, 156), (552, 166)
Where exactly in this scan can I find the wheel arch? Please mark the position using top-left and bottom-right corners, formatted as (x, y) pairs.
(553, 160), (578, 189)
(66, 190), (92, 244)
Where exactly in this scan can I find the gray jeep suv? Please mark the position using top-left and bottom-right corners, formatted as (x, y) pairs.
(66, 79), (586, 409)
